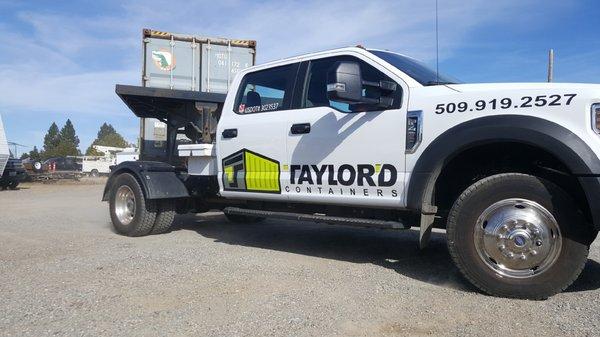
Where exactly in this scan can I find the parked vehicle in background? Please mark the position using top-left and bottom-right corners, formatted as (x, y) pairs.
(82, 156), (114, 177)
(81, 145), (126, 176)
(116, 147), (139, 165)
(0, 151), (26, 189)
(43, 157), (82, 172)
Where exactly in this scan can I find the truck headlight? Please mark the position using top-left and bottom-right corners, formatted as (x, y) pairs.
(406, 110), (423, 153)
(593, 103), (600, 134)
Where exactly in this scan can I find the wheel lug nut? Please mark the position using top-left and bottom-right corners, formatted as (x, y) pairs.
(535, 240), (543, 246)
(530, 250), (538, 256)
(520, 254), (527, 260)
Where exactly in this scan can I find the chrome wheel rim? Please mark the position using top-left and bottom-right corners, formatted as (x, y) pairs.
(474, 198), (562, 278)
(115, 185), (136, 225)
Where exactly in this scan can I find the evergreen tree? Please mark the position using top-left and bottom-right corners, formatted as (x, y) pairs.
(59, 119), (80, 149)
(42, 122), (60, 158)
(86, 123), (130, 156)
(97, 123), (117, 141)
(55, 119), (81, 157)
(21, 146), (41, 161)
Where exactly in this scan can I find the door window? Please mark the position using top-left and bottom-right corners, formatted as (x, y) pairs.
(302, 56), (401, 112)
(235, 64), (296, 114)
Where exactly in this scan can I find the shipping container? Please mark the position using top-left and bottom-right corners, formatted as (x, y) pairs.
(0, 114), (9, 175)
(140, 29), (256, 158)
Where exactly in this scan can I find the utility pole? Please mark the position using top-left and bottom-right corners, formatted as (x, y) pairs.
(547, 49), (554, 83)
(7, 142), (28, 158)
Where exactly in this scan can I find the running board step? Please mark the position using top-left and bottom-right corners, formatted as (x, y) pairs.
(223, 207), (410, 230)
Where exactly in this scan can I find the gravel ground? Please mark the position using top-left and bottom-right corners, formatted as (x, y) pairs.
(1, 182), (600, 337)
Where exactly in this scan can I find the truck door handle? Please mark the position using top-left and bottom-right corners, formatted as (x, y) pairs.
(291, 123), (311, 134)
(222, 128), (238, 139)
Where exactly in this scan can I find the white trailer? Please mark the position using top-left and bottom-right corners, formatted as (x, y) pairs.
(0, 114), (9, 176)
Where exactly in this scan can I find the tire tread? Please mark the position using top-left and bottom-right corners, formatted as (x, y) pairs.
(446, 173), (589, 299)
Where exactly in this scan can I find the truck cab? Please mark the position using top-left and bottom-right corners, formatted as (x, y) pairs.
(104, 46), (600, 299)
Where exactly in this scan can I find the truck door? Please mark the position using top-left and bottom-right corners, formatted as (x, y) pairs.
(217, 63), (299, 201)
(284, 55), (407, 208)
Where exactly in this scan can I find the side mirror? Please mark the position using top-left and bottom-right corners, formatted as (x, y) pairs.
(326, 61), (364, 104)
(326, 61), (396, 109)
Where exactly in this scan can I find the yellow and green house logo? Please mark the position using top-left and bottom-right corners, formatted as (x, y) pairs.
(222, 149), (281, 193)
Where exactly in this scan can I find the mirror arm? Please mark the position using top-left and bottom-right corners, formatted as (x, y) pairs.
(361, 80), (397, 92)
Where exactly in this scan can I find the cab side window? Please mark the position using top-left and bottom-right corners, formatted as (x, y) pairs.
(302, 56), (401, 112)
(235, 64), (297, 114)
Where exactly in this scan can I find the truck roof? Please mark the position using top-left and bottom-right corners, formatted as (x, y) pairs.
(239, 46), (423, 88)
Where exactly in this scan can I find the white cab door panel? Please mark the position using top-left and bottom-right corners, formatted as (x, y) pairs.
(217, 63), (298, 201)
(284, 56), (407, 208)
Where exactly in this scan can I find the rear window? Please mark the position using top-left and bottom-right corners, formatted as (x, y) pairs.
(235, 64), (296, 114)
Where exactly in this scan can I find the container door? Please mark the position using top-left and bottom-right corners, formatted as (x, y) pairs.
(201, 44), (254, 93)
(143, 37), (200, 90)
(217, 63), (298, 201)
(142, 37), (201, 160)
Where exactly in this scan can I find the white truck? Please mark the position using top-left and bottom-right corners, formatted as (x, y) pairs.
(104, 46), (600, 299)
(82, 145), (125, 176)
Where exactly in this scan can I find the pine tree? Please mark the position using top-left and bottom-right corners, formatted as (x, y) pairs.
(59, 119), (80, 149)
(55, 119), (81, 157)
(21, 146), (41, 161)
(86, 123), (130, 156)
(97, 123), (117, 141)
(42, 122), (60, 159)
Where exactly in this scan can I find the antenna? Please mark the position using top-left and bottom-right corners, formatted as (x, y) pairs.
(435, 0), (439, 83)
(547, 49), (554, 83)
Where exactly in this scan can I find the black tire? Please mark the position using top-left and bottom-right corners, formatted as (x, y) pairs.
(8, 181), (19, 190)
(109, 173), (156, 237)
(150, 200), (176, 234)
(447, 173), (592, 299)
(90, 169), (99, 177)
(224, 213), (265, 224)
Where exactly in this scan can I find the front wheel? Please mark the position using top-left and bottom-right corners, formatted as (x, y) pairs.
(447, 173), (591, 299)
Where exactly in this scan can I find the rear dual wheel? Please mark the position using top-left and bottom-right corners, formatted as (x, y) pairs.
(109, 173), (176, 236)
(447, 173), (593, 299)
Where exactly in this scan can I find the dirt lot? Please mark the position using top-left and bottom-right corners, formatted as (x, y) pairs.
(1, 182), (600, 336)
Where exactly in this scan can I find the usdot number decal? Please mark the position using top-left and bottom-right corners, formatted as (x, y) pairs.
(435, 94), (577, 114)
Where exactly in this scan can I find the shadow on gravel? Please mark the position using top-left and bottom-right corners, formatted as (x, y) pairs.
(173, 213), (476, 293)
(566, 259), (600, 292)
(172, 212), (600, 294)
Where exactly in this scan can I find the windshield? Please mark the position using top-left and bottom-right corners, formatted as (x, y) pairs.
(368, 50), (460, 86)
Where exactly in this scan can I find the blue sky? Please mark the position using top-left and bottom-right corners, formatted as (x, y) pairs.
(1, 0), (599, 155)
